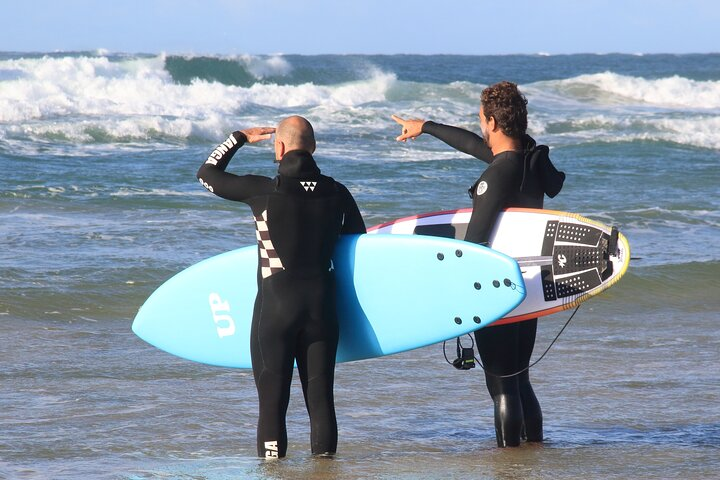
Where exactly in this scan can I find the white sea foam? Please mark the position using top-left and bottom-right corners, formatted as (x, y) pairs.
(550, 72), (720, 109)
(530, 112), (720, 150)
(522, 71), (720, 150)
(0, 54), (396, 144)
(2, 54), (719, 151)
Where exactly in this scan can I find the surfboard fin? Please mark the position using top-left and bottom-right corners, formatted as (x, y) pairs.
(608, 227), (619, 256)
(601, 227), (619, 281)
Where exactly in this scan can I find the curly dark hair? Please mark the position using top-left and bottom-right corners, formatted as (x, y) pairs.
(481, 81), (528, 138)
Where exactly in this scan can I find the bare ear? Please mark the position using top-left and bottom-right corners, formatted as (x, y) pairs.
(488, 116), (498, 132)
(275, 140), (286, 161)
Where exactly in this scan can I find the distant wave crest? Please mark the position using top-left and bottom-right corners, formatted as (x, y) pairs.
(0, 53), (397, 145)
(547, 72), (720, 109)
(1, 53), (719, 151)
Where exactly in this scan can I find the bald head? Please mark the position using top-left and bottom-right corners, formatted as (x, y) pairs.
(274, 116), (316, 160)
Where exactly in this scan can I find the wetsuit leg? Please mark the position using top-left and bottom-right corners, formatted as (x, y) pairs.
(475, 323), (523, 447)
(295, 272), (339, 455)
(517, 319), (543, 442)
(251, 274), (300, 459)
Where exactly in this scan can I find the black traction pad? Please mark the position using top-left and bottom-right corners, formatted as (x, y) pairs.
(541, 220), (611, 301)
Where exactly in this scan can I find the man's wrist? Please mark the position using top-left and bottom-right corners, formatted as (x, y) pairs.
(233, 131), (248, 144)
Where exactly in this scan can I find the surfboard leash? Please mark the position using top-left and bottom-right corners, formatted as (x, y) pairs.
(443, 335), (477, 370)
(443, 304), (582, 378)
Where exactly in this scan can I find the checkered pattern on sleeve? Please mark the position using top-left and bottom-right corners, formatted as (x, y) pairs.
(254, 209), (285, 278)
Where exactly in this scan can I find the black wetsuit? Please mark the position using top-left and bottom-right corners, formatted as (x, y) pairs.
(197, 132), (366, 458)
(422, 121), (565, 447)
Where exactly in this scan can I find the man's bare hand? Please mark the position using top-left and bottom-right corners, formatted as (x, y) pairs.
(241, 127), (276, 143)
(391, 115), (425, 142)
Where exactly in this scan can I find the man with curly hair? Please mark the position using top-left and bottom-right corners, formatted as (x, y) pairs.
(392, 81), (565, 447)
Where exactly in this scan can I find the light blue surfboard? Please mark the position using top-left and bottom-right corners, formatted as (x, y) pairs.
(132, 234), (525, 368)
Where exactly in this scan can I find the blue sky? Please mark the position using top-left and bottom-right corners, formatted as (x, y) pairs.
(3, 0), (719, 55)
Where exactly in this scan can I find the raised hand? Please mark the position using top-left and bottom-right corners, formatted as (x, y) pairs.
(240, 127), (276, 143)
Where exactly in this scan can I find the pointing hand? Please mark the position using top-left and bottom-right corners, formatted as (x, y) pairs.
(391, 114), (425, 142)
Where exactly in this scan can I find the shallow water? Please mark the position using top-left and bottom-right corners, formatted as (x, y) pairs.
(1, 295), (719, 478)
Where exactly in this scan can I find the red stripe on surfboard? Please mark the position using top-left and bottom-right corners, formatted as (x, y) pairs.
(490, 305), (570, 326)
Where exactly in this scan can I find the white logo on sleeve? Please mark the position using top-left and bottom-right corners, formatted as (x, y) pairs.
(198, 177), (214, 193)
(205, 133), (238, 165)
(476, 181), (488, 196)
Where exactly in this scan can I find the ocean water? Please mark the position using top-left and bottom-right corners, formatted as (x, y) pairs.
(1, 52), (719, 479)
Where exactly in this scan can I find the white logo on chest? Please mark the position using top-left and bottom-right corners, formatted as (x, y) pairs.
(476, 181), (488, 196)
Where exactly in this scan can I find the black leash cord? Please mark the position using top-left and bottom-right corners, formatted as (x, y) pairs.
(443, 334), (474, 365)
(444, 304), (582, 378)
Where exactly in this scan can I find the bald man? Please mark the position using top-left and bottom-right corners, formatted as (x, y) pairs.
(197, 116), (366, 458)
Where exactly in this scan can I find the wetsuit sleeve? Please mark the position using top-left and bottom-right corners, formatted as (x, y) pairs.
(422, 121), (494, 163)
(196, 131), (273, 202)
(464, 163), (518, 245)
(338, 184), (366, 234)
